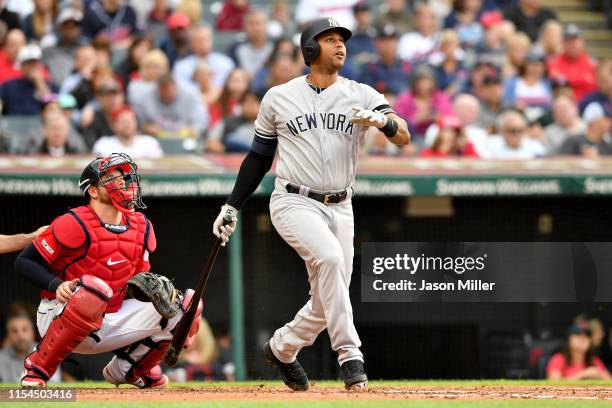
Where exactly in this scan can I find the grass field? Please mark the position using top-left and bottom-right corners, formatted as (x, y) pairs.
(1, 380), (612, 407)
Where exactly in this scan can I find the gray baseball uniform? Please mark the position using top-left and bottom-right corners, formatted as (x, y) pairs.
(254, 75), (394, 366)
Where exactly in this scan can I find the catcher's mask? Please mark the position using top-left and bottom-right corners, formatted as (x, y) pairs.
(79, 153), (146, 213)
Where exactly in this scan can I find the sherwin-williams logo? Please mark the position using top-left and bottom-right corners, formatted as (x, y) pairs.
(41, 239), (54, 254)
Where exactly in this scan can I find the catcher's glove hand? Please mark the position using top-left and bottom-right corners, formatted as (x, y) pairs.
(127, 272), (180, 319)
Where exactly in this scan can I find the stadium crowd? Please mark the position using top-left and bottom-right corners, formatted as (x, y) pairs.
(0, 0), (610, 159)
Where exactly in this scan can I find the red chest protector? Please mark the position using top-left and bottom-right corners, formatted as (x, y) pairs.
(38, 206), (155, 313)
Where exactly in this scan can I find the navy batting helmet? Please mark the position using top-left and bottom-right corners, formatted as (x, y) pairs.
(300, 17), (352, 66)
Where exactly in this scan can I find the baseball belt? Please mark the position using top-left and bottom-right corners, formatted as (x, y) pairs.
(286, 183), (348, 205)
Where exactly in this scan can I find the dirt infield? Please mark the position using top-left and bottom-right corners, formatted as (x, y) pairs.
(76, 384), (612, 402)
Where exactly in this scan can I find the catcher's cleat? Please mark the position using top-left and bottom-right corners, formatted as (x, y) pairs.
(21, 358), (49, 387)
(341, 359), (368, 390)
(264, 341), (309, 391)
(103, 364), (168, 388)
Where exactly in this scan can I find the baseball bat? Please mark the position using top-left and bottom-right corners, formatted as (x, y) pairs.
(164, 215), (233, 367)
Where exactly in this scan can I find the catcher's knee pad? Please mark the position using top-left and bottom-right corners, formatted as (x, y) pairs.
(24, 276), (112, 383)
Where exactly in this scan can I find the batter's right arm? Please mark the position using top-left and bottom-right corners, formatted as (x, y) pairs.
(212, 149), (275, 245)
(213, 89), (278, 245)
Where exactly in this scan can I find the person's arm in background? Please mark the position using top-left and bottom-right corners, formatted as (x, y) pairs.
(0, 226), (48, 254)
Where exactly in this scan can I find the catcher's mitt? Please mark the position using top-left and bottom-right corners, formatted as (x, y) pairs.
(126, 272), (179, 319)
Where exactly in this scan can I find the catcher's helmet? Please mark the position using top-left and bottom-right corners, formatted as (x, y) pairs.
(79, 153), (146, 213)
(300, 17), (352, 66)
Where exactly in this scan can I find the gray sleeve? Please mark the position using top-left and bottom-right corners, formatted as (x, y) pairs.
(251, 89), (278, 156)
(360, 83), (396, 114)
(254, 89), (277, 139)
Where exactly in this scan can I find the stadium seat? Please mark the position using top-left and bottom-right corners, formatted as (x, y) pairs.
(157, 137), (202, 154)
(0, 116), (43, 154)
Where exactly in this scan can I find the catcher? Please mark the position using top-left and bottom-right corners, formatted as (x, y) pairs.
(15, 153), (201, 388)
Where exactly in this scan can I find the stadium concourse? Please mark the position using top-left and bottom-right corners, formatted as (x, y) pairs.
(1, 0), (612, 389)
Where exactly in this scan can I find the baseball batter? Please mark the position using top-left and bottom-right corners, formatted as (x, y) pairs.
(213, 18), (410, 390)
(15, 153), (202, 388)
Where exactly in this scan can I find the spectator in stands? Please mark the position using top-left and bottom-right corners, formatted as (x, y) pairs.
(82, 0), (141, 48)
(251, 37), (299, 96)
(346, 2), (376, 62)
(207, 90), (260, 153)
(547, 321), (611, 380)
(0, 44), (55, 115)
(476, 12), (515, 69)
(294, 0), (358, 31)
(211, 324), (236, 381)
(80, 78), (124, 148)
(487, 109), (545, 159)
(49, 93), (85, 142)
(586, 317), (612, 371)
(395, 65), (452, 141)
(193, 60), (222, 109)
(535, 19), (563, 59)
(59, 44), (96, 95)
(173, 24), (235, 88)
(228, 10), (274, 78)
(358, 24), (410, 97)
(91, 36), (112, 67)
(175, 0), (203, 25)
(503, 0), (556, 43)
(398, 3), (439, 62)
(209, 68), (250, 127)
(115, 33), (154, 85)
(443, 0), (484, 49)
(0, 314), (36, 383)
(42, 8), (85, 87)
(503, 32), (531, 78)
(376, 0), (412, 33)
(93, 106), (163, 158)
(251, 52), (298, 100)
(559, 102), (612, 157)
(160, 12), (191, 67)
(29, 112), (86, 156)
(579, 59), (612, 115)
(547, 24), (597, 102)
(216, 0), (250, 32)
(146, 0), (172, 45)
(173, 317), (217, 381)
(503, 48), (552, 121)
(71, 63), (115, 110)
(135, 73), (209, 140)
(454, 93), (488, 138)
(267, 0), (295, 40)
(22, 0), (57, 44)
(476, 71), (506, 133)
(426, 93), (489, 156)
(543, 95), (585, 154)
(420, 115), (479, 157)
(127, 49), (169, 106)
(0, 28), (25, 84)
(0, 0), (20, 30)
(430, 30), (468, 97)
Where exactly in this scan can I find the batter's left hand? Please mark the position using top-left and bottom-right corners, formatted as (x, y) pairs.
(349, 107), (388, 129)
